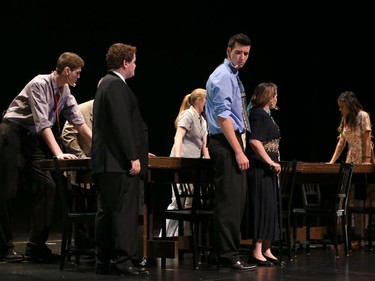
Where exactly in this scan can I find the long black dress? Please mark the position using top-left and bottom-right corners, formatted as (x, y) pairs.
(241, 107), (281, 240)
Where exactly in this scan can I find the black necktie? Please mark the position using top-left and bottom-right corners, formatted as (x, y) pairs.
(52, 90), (62, 150)
(237, 76), (251, 132)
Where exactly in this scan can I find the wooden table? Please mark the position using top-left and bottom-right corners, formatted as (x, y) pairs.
(295, 162), (375, 185)
(39, 158), (91, 171)
(40, 158), (375, 258)
(294, 162), (375, 241)
(39, 156), (213, 259)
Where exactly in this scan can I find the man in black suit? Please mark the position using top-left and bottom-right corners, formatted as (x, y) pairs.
(92, 43), (149, 276)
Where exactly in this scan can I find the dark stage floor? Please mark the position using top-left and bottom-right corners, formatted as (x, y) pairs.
(1, 230), (374, 281)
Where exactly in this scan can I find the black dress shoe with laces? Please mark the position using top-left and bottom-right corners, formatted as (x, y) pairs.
(25, 243), (57, 262)
(134, 256), (156, 267)
(223, 260), (257, 271)
(0, 248), (24, 262)
(112, 265), (150, 276)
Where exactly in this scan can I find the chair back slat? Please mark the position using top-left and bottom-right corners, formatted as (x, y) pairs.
(335, 162), (354, 213)
(301, 184), (321, 208)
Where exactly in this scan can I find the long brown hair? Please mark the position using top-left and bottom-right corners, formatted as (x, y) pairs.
(337, 91), (363, 134)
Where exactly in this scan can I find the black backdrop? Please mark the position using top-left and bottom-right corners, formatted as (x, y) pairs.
(1, 1), (374, 162)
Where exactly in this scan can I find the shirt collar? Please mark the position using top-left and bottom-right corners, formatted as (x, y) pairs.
(224, 58), (239, 74)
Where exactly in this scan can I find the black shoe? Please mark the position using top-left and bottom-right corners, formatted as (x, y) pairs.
(251, 256), (274, 267)
(0, 248), (24, 262)
(112, 265), (149, 276)
(223, 260), (257, 271)
(134, 256), (155, 267)
(95, 263), (111, 275)
(25, 243), (57, 262)
(264, 255), (284, 266)
(206, 251), (219, 268)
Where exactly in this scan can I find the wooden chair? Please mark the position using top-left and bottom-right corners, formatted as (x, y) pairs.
(52, 157), (97, 270)
(278, 160), (298, 261)
(292, 183), (322, 252)
(292, 162), (354, 257)
(159, 158), (215, 269)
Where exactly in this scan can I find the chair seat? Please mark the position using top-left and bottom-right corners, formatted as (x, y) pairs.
(68, 212), (96, 221)
(302, 207), (334, 213)
(348, 206), (375, 213)
(162, 209), (214, 218)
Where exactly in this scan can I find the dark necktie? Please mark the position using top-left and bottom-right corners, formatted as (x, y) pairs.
(237, 76), (251, 132)
(52, 91), (62, 149)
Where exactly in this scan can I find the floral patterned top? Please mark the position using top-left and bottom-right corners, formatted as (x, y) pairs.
(342, 110), (372, 164)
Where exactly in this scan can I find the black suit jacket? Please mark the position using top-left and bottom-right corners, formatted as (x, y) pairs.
(91, 72), (149, 176)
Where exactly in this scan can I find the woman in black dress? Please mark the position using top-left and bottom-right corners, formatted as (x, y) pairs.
(242, 82), (282, 266)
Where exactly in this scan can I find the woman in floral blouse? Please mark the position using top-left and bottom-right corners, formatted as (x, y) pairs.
(329, 90), (374, 242)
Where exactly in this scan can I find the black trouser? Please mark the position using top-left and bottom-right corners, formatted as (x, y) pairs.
(208, 133), (247, 264)
(0, 121), (56, 252)
(95, 172), (140, 269)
